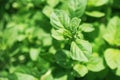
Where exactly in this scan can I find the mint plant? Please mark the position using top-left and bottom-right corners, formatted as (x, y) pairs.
(0, 0), (120, 80)
(49, 0), (101, 77)
(50, 2), (93, 62)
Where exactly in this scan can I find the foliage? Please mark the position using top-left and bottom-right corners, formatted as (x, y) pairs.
(0, 0), (120, 80)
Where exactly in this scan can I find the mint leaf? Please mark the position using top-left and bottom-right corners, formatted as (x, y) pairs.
(85, 11), (105, 18)
(104, 48), (120, 76)
(104, 48), (120, 70)
(73, 64), (88, 77)
(51, 28), (65, 40)
(47, 0), (59, 7)
(88, 0), (108, 6)
(79, 23), (95, 32)
(3, 26), (18, 47)
(103, 16), (120, 46)
(87, 53), (105, 72)
(50, 10), (70, 29)
(68, 0), (87, 17)
(70, 39), (92, 62)
(15, 72), (38, 80)
(70, 17), (81, 34)
(29, 48), (40, 61)
(42, 6), (54, 18)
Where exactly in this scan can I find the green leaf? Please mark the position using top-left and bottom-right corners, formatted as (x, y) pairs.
(29, 48), (40, 61)
(47, 0), (59, 7)
(70, 17), (81, 33)
(51, 28), (65, 40)
(70, 39), (92, 62)
(88, 0), (108, 6)
(51, 28), (72, 40)
(73, 64), (88, 77)
(79, 23), (95, 32)
(103, 16), (120, 46)
(85, 11), (105, 18)
(3, 25), (18, 47)
(42, 6), (54, 18)
(15, 72), (38, 80)
(50, 10), (70, 29)
(41, 70), (54, 80)
(104, 48), (120, 76)
(76, 32), (84, 39)
(87, 53), (105, 72)
(104, 48), (120, 69)
(42, 34), (52, 47)
(68, 0), (87, 17)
